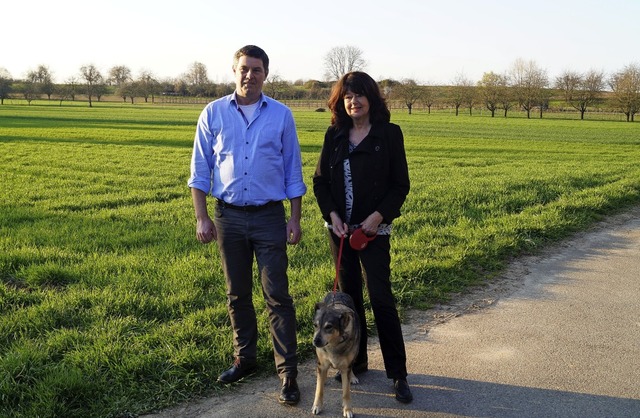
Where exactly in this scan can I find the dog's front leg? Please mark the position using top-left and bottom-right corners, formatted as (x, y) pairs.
(341, 367), (354, 418)
(312, 362), (329, 415)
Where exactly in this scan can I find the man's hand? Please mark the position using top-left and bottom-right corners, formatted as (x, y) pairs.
(287, 218), (302, 245)
(196, 216), (216, 243)
(287, 196), (303, 245)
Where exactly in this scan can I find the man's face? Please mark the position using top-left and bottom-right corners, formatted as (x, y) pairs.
(233, 55), (267, 104)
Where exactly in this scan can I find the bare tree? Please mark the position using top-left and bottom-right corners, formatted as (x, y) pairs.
(460, 76), (477, 116)
(64, 76), (79, 101)
(57, 83), (73, 106)
(323, 45), (366, 81)
(79, 64), (104, 107)
(509, 58), (548, 118)
(609, 63), (640, 122)
(556, 69), (605, 120)
(21, 79), (38, 105)
(449, 73), (474, 116)
(500, 84), (515, 117)
(420, 85), (436, 114)
(396, 78), (422, 114)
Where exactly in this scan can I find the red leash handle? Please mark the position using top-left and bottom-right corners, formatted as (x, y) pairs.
(333, 234), (344, 292)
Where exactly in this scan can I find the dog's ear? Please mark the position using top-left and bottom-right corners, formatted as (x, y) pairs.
(340, 312), (351, 331)
(314, 302), (324, 312)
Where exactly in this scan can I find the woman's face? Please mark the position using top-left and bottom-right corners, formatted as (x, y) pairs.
(343, 90), (370, 122)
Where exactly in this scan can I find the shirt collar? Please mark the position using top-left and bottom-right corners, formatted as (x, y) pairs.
(231, 91), (267, 108)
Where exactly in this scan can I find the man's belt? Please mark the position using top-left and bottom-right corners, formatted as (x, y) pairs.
(216, 199), (281, 212)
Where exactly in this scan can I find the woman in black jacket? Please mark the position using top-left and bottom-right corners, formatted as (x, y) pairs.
(313, 71), (413, 404)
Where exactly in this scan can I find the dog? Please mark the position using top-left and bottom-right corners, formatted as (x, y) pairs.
(311, 291), (361, 418)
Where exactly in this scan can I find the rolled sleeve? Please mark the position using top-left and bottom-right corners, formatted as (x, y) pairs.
(187, 106), (215, 194)
(282, 109), (307, 200)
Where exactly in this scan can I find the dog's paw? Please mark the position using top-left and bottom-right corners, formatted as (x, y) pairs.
(312, 403), (322, 415)
(343, 407), (354, 418)
(350, 374), (360, 385)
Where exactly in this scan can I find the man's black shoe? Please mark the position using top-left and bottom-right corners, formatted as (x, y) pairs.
(335, 361), (368, 382)
(278, 377), (300, 405)
(217, 358), (257, 384)
(394, 378), (413, 403)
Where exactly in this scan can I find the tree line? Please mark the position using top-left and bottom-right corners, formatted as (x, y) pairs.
(1, 48), (638, 122)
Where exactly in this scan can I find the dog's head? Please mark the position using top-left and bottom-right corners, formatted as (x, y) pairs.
(312, 301), (354, 349)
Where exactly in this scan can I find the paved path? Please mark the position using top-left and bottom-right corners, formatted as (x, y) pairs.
(143, 207), (640, 418)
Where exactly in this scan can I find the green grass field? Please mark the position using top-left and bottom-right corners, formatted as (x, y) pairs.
(1, 101), (639, 417)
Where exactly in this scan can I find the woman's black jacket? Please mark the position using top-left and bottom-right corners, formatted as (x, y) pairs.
(313, 122), (410, 226)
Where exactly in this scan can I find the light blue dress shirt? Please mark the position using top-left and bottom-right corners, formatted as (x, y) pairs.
(188, 92), (307, 206)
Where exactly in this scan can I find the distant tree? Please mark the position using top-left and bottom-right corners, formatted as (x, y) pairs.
(79, 64), (104, 107)
(94, 83), (108, 102)
(57, 83), (73, 106)
(323, 45), (366, 81)
(108, 65), (133, 101)
(459, 76), (477, 116)
(509, 58), (548, 118)
(609, 63), (640, 122)
(21, 80), (38, 105)
(64, 76), (79, 101)
(264, 73), (290, 100)
(555, 69), (581, 105)
(500, 84), (515, 117)
(137, 70), (160, 102)
(556, 69), (605, 120)
(478, 71), (507, 117)
(449, 73), (474, 116)
(30, 65), (55, 100)
(396, 78), (422, 114)
(378, 78), (397, 100)
(23, 69), (40, 104)
(303, 79), (329, 100)
(420, 85), (436, 114)
(185, 62), (209, 96)
(0, 68), (13, 104)
(117, 81), (135, 103)
(215, 82), (234, 98)
(174, 78), (189, 96)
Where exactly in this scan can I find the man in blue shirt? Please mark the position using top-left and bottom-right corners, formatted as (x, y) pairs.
(188, 45), (306, 406)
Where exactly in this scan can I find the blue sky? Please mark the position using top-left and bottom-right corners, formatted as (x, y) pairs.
(3, 0), (638, 84)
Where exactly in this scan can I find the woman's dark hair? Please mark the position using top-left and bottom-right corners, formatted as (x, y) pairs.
(234, 45), (269, 75)
(327, 71), (390, 128)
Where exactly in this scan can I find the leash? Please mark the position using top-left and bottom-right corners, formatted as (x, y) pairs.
(333, 234), (345, 292)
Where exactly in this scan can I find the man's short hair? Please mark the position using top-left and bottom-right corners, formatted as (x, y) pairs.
(233, 45), (269, 75)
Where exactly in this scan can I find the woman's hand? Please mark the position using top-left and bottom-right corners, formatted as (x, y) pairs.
(329, 211), (348, 237)
(360, 211), (383, 236)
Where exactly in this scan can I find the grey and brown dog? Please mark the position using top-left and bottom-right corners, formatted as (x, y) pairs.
(311, 291), (361, 418)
